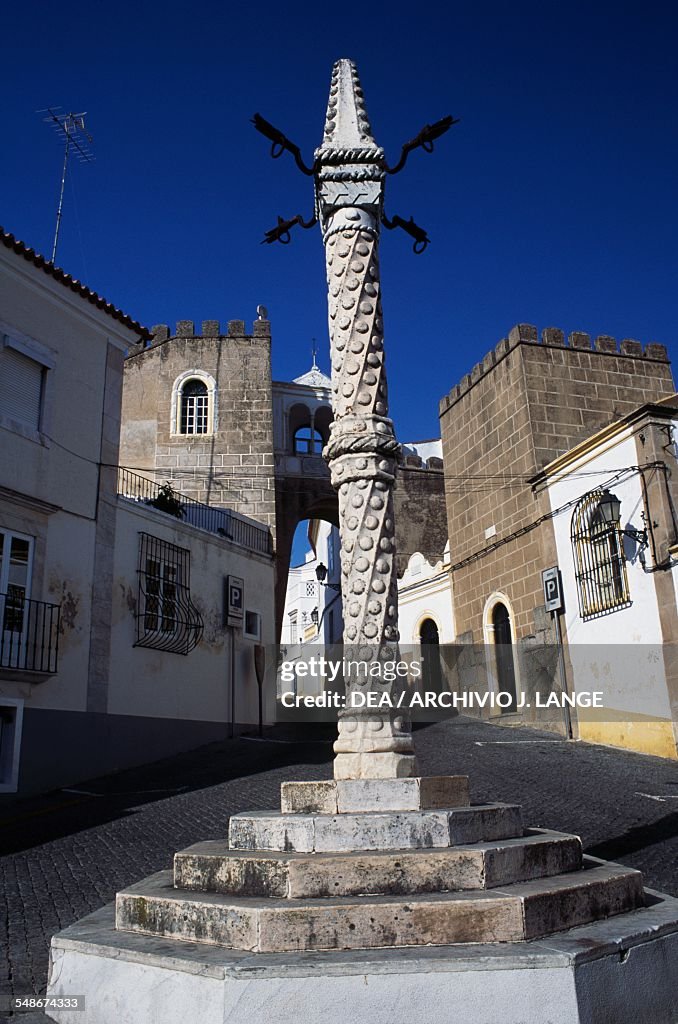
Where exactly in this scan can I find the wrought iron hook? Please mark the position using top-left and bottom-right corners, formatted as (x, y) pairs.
(382, 213), (430, 254)
(386, 115), (459, 175)
(261, 214), (318, 246)
(252, 113), (314, 176)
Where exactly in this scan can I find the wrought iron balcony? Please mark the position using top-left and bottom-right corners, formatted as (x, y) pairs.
(0, 590), (60, 674)
(117, 468), (273, 556)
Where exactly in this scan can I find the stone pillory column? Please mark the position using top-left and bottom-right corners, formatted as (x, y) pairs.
(315, 61), (413, 779)
(252, 58), (457, 780)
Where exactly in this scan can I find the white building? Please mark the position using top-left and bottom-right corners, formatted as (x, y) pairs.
(534, 396), (678, 759)
(0, 228), (276, 796)
(398, 543), (455, 646)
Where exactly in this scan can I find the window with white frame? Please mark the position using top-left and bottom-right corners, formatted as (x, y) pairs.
(171, 371), (216, 437)
(0, 530), (60, 673)
(0, 340), (46, 431)
(0, 530), (33, 645)
(180, 378), (209, 434)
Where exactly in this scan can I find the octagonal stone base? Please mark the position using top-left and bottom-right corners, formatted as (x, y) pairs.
(46, 890), (678, 1024)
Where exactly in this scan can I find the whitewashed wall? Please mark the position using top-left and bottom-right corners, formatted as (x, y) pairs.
(108, 500), (276, 727)
(398, 547), (454, 644)
(545, 428), (675, 756)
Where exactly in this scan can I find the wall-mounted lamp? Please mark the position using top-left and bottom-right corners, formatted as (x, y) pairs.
(596, 490), (649, 562)
(315, 562), (341, 591)
(596, 489), (621, 527)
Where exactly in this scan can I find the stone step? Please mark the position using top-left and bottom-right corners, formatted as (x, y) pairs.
(116, 860), (645, 952)
(281, 776), (470, 814)
(174, 828), (582, 898)
(228, 802), (523, 854)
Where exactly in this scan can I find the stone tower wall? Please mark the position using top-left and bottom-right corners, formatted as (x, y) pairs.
(393, 460), (448, 579)
(439, 324), (674, 643)
(120, 319), (276, 533)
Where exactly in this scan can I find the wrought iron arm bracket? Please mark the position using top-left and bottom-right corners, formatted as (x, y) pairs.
(385, 115), (459, 175)
(252, 113), (315, 176)
(382, 212), (430, 254)
(261, 213), (318, 246)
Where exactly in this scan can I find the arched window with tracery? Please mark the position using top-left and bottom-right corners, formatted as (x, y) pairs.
(571, 489), (630, 618)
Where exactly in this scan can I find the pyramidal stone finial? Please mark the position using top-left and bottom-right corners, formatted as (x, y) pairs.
(319, 58), (381, 154)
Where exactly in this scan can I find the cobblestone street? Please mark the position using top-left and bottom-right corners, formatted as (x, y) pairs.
(1, 715), (677, 1015)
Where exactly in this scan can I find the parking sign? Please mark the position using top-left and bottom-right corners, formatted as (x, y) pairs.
(225, 576), (244, 627)
(542, 566), (564, 613)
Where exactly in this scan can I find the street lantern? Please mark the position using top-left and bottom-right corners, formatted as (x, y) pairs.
(596, 490), (622, 527)
(595, 488), (650, 564)
(315, 562), (328, 583)
(315, 561), (341, 592)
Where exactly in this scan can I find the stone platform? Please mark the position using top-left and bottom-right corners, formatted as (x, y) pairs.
(46, 887), (678, 1024)
(45, 776), (678, 1022)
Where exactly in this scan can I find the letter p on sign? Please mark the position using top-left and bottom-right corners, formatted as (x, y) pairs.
(542, 566), (563, 613)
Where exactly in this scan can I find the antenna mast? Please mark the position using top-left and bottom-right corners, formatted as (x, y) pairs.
(40, 108), (94, 264)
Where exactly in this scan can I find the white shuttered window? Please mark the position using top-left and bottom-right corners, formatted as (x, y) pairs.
(0, 344), (44, 429)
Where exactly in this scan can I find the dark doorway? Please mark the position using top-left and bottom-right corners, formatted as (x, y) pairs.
(420, 617), (442, 694)
(492, 603), (517, 711)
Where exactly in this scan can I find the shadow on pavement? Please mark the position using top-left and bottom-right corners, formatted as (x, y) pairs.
(0, 724), (336, 856)
(586, 811), (678, 862)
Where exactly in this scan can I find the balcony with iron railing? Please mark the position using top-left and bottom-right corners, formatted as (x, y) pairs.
(0, 590), (60, 674)
(116, 468), (273, 557)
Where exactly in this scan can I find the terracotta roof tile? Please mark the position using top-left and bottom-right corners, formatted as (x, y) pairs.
(0, 226), (151, 339)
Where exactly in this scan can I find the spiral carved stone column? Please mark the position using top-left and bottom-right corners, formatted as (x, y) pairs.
(316, 60), (417, 779)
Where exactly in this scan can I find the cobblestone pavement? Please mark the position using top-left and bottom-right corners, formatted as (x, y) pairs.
(1, 715), (677, 1017)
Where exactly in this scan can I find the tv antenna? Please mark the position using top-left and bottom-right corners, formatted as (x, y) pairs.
(39, 108), (94, 264)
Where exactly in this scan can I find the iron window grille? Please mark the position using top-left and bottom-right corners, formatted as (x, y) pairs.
(135, 533), (203, 654)
(571, 489), (631, 619)
(180, 378), (209, 435)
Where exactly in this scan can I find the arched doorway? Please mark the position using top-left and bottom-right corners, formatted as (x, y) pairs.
(419, 616), (442, 693)
(492, 602), (517, 711)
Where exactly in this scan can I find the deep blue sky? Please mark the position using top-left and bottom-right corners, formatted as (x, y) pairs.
(3, 2), (677, 443)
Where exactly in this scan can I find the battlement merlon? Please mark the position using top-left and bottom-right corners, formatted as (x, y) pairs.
(128, 318), (272, 354)
(439, 324), (672, 416)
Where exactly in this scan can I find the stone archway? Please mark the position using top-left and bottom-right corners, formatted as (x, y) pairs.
(274, 475), (339, 642)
